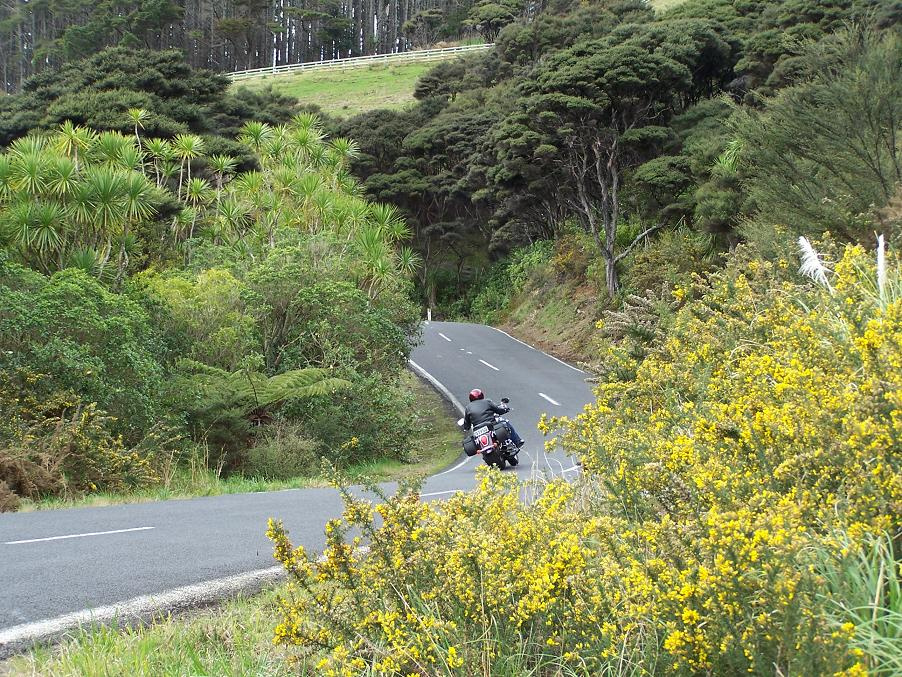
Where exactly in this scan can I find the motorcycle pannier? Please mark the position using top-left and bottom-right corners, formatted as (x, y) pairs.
(493, 421), (510, 442)
(463, 435), (478, 457)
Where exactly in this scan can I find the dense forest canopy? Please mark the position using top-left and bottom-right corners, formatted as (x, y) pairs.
(0, 0), (517, 91)
(336, 0), (901, 301)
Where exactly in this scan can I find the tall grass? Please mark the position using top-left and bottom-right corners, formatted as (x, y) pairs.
(818, 533), (902, 675)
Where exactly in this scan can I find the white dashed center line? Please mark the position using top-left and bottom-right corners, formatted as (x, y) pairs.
(439, 332), (452, 342)
(478, 359), (500, 371)
(538, 392), (561, 406)
(5, 526), (155, 545)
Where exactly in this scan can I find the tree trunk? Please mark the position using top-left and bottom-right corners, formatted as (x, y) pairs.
(603, 250), (619, 295)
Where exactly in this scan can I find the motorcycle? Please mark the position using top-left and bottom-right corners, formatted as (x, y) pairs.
(458, 397), (520, 470)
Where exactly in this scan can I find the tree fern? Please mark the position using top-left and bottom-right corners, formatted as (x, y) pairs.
(179, 361), (351, 419)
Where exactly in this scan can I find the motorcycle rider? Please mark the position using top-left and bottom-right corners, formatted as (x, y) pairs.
(462, 388), (525, 448)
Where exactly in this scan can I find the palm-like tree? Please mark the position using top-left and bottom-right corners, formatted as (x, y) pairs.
(308, 144), (328, 171)
(2, 201), (32, 250)
(160, 160), (179, 187)
(342, 197), (371, 239)
(311, 189), (334, 232)
(172, 134), (206, 198)
(54, 121), (95, 171)
(370, 203), (411, 242)
(113, 231), (141, 288)
(259, 193), (283, 247)
(238, 121), (273, 160)
(0, 155), (12, 202)
(172, 207), (196, 243)
(92, 132), (132, 167)
(397, 246), (422, 278)
(9, 149), (47, 196)
(47, 156), (79, 198)
(144, 138), (173, 188)
(354, 224), (395, 299)
(185, 177), (214, 239)
(271, 167), (298, 198)
(290, 126), (324, 166)
(233, 171), (266, 221)
(216, 198), (250, 242)
(208, 154), (237, 201)
(67, 247), (103, 277)
(290, 112), (323, 138)
(328, 138), (360, 169)
(1, 132), (160, 274)
(32, 203), (66, 269)
(334, 169), (359, 196)
(122, 173), (156, 226)
(82, 167), (128, 244)
(116, 144), (146, 173)
(127, 108), (148, 146)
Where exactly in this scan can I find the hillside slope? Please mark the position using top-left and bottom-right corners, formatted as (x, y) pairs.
(234, 62), (434, 118)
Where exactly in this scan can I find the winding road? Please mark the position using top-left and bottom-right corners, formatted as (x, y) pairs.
(0, 321), (595, 655)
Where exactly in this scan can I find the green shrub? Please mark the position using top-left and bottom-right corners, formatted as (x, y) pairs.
(244, 423), (318, 480)
(283, 374), (416, 467)
(173, 361), (350, 473)
(140, 268), (259, 372)
(468, 240), (554, 322)
(0, 370), (159, 507)
(0, 264), (167, 443)
(244, 248), (417, 376)
(622, 226), (719, 294)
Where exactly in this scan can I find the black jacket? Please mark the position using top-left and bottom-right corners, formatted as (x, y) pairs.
(463, 399), (508, 430)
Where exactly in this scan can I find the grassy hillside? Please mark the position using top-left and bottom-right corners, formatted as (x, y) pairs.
(234, 62), (435, 117)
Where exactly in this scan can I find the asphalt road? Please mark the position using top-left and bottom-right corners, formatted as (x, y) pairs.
(0, 321), (595, 650)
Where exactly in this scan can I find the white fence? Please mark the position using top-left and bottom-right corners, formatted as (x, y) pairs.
(228, 43), (494, 81)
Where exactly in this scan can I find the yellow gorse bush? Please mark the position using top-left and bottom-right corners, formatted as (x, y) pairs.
(268, 243), (900, 675)
(267, 473), (618, 675)
(558, 245), (900, 530)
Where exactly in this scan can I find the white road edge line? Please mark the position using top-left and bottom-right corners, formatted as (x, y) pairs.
(538, 393), (561, 406)
(434, 457), (473, 476)
(408, 359), (464, 415)
(5, 526), (155, 545)
(407, 359), (476, 477)
(438, 332), (452, 342)
(0, 566), (284, 653)
(491, 327), (586, 374)
(478, 359), (500, 371)
(420, 490), (460, 498)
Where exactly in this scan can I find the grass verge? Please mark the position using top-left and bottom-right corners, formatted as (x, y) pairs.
(18, 370), (462, 512)
(1, 587), (292, 677)
(234, 61), (435, 118)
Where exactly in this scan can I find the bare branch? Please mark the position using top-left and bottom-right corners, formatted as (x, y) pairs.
(613, 221), (669, 264)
